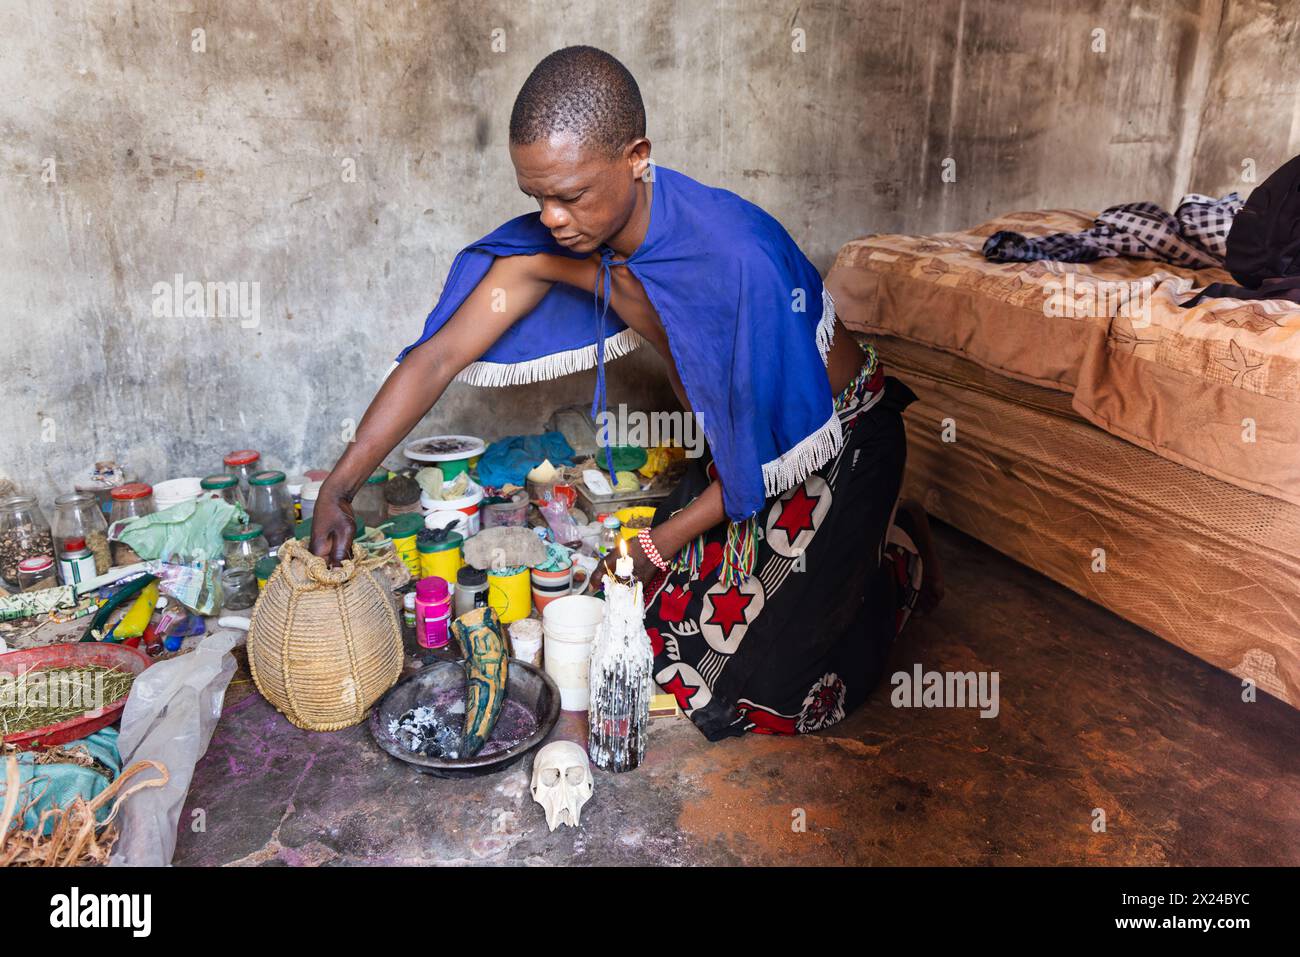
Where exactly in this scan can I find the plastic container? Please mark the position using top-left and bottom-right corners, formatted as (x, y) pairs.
(481, 489), (530, 529)
(153, 477), (204, 511)
(17, 555), (56, 591)
(414, 576), (451, 650)
(352, 468), (389, 528)
(286, 476), (306, 521)
(57, 543), (96, 587)
(254, 555), (280, 591)
(542, 595), (605, 711)
(108, 483), (155, 567)
(421, 480), (484, 537)
(201, 473), (244, 509)
(613, 506), (656, 541)
(52, 492), (110, 576)
(222, 522), (270, 572)
(246, 470), (296, 547)
(403, 434), (485, 481)
(386, 513), (424, 577)
(417, 530), (463, 585)
(0, 495), (55, 586)
(508, 618), (544, 667)
(487, 565), (531, 624)
(454, 565), (488, 618)
(597, 515), (622, 557)
(300, 479), (323, 520)
(223, 449), (261, 491)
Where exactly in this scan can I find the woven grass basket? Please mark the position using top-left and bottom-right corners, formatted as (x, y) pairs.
(248, 537), (404, 731)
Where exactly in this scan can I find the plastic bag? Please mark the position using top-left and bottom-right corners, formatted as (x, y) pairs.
(109, 629), (241, 867)
(540, 496), (581, 546)
(114, 497), (242, 563)
(150, 559), (223, 615)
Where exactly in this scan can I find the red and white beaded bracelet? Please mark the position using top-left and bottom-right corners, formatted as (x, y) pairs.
(637, 527), (670, 571)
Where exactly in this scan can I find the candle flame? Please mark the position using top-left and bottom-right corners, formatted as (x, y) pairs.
(619, 537), (628, 558)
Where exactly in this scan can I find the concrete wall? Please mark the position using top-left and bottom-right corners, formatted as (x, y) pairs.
(0, 0), (1293, 508)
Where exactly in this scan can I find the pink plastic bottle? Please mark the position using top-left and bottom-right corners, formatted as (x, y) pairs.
(414, 576), (451, 649)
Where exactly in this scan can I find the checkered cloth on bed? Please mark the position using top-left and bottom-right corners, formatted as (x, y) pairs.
(983, 193), (1242, 268)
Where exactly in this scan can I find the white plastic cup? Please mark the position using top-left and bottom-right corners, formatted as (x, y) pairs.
(542, 595), (605, 712)
(421, 480), (484, 537)
(508, 618), (544, 667)
(300, 479), (323, 520)
(153, 477), (204, 511)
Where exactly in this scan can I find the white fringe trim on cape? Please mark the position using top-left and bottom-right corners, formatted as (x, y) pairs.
(761, 409), (844, 499)
(453, 327), (645, 387)
(815, 287), (837, 366)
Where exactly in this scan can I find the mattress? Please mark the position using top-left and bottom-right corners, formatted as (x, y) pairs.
(873, 334), (1300, 709)
(827, 212), (1300, 507)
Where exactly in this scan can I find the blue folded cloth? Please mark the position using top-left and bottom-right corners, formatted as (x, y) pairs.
(475, 432), (575, 488)
(1, 727), (122, 835)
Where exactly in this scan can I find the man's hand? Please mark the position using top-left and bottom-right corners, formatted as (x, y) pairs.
(308, 482), (359, 566)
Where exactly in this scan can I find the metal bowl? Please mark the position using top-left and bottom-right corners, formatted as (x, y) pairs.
(368, 658), (561, 778)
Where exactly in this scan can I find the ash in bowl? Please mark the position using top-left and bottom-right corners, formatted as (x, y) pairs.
(386, 686), (539, 760)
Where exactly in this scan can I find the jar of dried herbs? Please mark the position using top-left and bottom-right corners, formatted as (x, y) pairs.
(222, 522), (269, 572)
(109, 482), (156, 566)
(0, 496), (55, 586)
(52, 492), (111, 576)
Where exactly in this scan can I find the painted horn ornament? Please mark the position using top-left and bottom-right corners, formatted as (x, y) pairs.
(451, 605), (509, 757)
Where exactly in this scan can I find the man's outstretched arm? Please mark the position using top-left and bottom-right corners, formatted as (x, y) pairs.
(311, 255), (552, 565)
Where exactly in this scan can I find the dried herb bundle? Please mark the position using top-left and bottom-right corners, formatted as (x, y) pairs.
(0, 756), (168, 866)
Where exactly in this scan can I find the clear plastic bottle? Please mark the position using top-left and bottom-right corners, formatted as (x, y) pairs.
(246, 470), (296, 547)
(597, 515), (622, 558)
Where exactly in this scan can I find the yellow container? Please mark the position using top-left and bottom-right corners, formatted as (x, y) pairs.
(613, 506), (656, 540)
(488, 566), (532, 624)
(418, 532), (463, 584)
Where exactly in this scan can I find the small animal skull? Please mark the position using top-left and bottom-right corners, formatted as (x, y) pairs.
(530, 741), (593, 831)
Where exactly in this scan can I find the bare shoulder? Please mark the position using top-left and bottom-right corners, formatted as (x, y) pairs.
(512, 251), (598, 288)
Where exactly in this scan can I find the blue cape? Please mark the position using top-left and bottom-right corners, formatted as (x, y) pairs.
(397, 165), (840, 522)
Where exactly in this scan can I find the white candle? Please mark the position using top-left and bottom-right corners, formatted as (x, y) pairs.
(615, 537), (633, 578)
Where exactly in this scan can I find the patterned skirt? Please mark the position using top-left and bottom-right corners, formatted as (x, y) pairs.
(644, 348), (922, 740)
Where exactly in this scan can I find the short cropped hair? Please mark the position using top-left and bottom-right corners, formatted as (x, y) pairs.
(509, 46), (646, 156)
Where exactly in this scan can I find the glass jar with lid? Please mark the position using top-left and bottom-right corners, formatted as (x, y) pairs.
(17, 555), (56, 591)
(246, 471), (296, 547)
(220, 568), (259, 611)
(201, 473), (245, 510)
(52, 492), (111, 576)
(108, 483), (156, 566)
(0, 496), (55, 586)
(223, 449), (262, 492)
(351, 468), (389, 528)
(222, 522), (269, 571)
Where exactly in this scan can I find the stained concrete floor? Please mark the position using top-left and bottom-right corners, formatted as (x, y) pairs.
(173, 520), (1300, 866)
